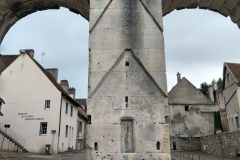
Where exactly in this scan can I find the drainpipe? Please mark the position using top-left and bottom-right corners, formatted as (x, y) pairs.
(57, 96), (63, 153)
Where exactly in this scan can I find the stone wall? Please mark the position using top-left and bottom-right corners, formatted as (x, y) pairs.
(201, 130), (240, 157)
(173, 137), (201, 151)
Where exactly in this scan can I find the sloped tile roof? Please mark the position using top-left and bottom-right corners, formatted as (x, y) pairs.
(0, 54), (18, 73)
(75, 99), (87, 106)
(28, 54), (80, 107)
(225, 63), (240, 83)
(0, 52), (80, 107)
(168, 77), (214, 105)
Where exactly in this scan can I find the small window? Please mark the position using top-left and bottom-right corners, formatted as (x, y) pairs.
(70, 106), (73, 117)
(45, 100), (50, 109)
(78, 121), (82, 132)
(88, 115), (92, 124)
(227, 73), (230, 81)
(156, 141), (160, 150)
(125, 96), (128, 102)
(185, 106), (189, 111)
(65, 103), (68, 114)
(65, 125), (68, 137)
(94, 142), (98, 151)
(40, 122), (48, 135)
(235, 116), (239, 129)
(125, 61), (129, 66)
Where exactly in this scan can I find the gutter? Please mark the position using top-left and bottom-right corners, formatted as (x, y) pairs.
(57, 96), (63, 153)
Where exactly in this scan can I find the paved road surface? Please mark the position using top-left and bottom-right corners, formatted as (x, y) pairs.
(171, 151), (237, 160)
(0, 151), (87, 160)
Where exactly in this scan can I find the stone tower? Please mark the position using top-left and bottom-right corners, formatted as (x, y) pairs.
(87, 0), (170, 159)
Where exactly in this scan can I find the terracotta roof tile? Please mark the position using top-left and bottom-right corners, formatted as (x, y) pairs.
(225, 63), (240, 83)
(75, 99), (87, 106)
(0, 54), (18, 73)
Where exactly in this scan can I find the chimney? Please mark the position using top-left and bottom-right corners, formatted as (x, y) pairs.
(68, 87), (76, 99)
(177, 72), (181, 83)
(46, 68), (58, 81)
(60, 80), (69, 93)
(20, 49), (34, 58)
(208, 85), (215, 102)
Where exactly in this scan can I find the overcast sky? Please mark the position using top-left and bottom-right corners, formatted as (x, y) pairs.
(1, 7), (240, 98)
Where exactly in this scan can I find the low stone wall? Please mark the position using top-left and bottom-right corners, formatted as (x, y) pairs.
(174, 137), (201, 151)
(201, 130), (240, 157)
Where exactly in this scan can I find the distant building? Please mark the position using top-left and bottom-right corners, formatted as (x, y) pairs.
(75, 99), (87, 150)
(214, 89), (228, 132)
(0, 50), (80, 154)
(223, 62), (240, 131)
(168, 73), (218, 150)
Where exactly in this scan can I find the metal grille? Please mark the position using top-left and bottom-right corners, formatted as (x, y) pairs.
(40, 123), (48, 135)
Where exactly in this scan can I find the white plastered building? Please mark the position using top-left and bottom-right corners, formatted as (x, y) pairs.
(0, 50), (79, 154)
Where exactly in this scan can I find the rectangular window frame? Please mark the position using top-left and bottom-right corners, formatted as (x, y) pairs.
(78, 121), (82, 133)
(65, 125), (68, 137)
(185, 105), (189, 111)
(70, 106), (73, 117)
(40, 122), (48, 136)
(45, 100), (50, 110)
(235, 116), (239, 129)
(227, 73), (230, 81)
(65, 103), (68, 114)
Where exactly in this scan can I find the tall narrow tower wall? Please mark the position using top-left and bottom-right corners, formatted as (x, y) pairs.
(87, 0), (170, 159)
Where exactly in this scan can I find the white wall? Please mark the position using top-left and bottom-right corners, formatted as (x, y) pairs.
(0, 54), (77, 154)
(58, 97), (78, 152)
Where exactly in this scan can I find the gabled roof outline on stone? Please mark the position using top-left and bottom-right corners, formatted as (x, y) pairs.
(223, 62), (240, 89)
(0, 54), (18, 74)
(89, 49), (167, 99)
(1, 52), (80, 107)
(168, 77), (214, 105)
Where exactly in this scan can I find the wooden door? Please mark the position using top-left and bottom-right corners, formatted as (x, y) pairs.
(121, 119), (134, 153)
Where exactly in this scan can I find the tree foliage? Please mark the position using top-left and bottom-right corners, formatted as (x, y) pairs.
(211, 78), (223, 90)
(199, 77), (223, 98)
(214, 111), (223, 132)
(199, 82), (209, 98)
(216, 77), (223, 90)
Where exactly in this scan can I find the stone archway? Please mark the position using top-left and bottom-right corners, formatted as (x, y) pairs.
(0, 0), (240, 44)
(162, 0), (240, 29)
(1, 0), (240, 159)
(0, 0), (89, 43)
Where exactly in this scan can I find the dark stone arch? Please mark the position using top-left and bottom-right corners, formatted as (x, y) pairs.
(1, 0), (240, 44)
(162, 0), (240, 29)
(0, 0), (89, 43)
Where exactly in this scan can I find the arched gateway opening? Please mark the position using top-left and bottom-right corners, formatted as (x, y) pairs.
(1, 0), (240, 159)
(0, 0), (89, 43)
(0, 0), (240, 44)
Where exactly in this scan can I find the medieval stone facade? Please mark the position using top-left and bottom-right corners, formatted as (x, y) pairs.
(168, 73), (218, 150)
